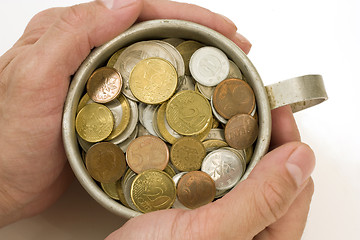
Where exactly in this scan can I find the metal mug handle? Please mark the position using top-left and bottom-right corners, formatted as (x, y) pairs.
(265, 74), (328, 112)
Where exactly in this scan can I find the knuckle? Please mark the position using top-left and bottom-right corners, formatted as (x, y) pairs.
(59, 4), (95, 30)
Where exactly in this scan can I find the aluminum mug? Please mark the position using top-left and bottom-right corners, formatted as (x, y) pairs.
(62, 19), (328, 219)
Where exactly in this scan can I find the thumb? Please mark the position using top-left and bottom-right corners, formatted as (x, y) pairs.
(29, 0), (143, 78)
(203, 142), (316, 239)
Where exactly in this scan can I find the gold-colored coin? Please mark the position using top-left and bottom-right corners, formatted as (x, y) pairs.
(176, 40), (205, 75)
(126, 135), (169, 174)
(85, 142), (127, 183)
(106, 94), (131, 141)
(157, 102), (181, 144)
(163, 164), (176, 178)
(166, 90), (212, 136)
(76, 103), (114, 143)
(192, 117), (213, 142)
(87, 67), (123, 103)
(117, 178), (131, 208)
(203, 139), (228, 152)
(101, 180), (120, 200)
(225, 114), (259, 150)
(131, 169), (176, 213)
(77, 93), (92, 114)
(107, 48), (126, 68)
(170, 137), (206, 172)
(177, 171), (216, 209)
(129, 57), (178, 104)
(245, 145), (253, 164)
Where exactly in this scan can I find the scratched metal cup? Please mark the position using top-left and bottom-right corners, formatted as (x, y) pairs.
(62, 19), (328, 219)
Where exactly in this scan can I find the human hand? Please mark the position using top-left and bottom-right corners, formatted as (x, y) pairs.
(105, 106), (315, 240)
(0, 0), (250, 227)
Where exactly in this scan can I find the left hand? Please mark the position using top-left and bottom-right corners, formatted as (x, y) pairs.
(0, 0), (249, 227)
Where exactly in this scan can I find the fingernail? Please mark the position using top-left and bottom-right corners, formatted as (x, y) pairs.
(219, 14), (237, 30)
(97, 0), (137, 10)
(286, 144), (315, 187)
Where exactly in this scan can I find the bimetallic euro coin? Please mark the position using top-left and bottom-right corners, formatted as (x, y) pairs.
(189, 46), (229, 87)
(131, 170), (176, 213)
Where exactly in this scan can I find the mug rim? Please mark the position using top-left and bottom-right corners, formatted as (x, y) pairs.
(62, 19), (271, 219)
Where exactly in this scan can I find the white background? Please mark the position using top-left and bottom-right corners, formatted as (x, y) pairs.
(0, 0), (359, 239)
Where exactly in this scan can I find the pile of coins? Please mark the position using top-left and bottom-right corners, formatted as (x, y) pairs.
(75, 38), (258, 213)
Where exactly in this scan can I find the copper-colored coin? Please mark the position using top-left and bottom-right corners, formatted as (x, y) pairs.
(177, 171), (216, 209)
(85, 142), (127, 183)
(126, 135), (169, 173)
(213, 78), (255, 119)
(87, 67), (122, 103)
(170, 137), (206, 172)
(225, 114), (258, 150)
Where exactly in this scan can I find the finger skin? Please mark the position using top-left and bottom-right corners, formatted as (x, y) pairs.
(253, 178), (314, 240)
(270, 105), (301, 149)
(105, 142), (315, 240)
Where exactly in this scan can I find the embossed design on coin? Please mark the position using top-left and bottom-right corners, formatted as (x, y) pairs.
(131, 170), (176, 213)
(201, 148), (245, 190)
(170, 137), (206, 171)
(85, 142), (127, 183)
(87, 67), (122, 103)
(126, 135), (169, 173)
(189, 46), (229, 87)
(129, 57), (178, 104)
(213, 78), (255, 119)
(176, 40), (205, 75)
(166, 90), (212, 135)
(225, 114), (258, 150)
(177, 171), (216, 209)
(76, 103), (114, 143)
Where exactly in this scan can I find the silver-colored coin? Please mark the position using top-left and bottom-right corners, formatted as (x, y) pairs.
(251, 104), (257, 117)
(215, 188), (229, 199)
(172, 172), (189, 209)
(106, 98), (123, 131)
(140, 103), (158, 136)
(162, 38), (185, 47)
(223, 147), (247, 175)
(113, 41), (177, 101)
(137, 122), (151, 137)
(201, 148), (245, 191)
(122, 170), (139, 211)
(77, 134), (94, 152)
(153, 40), (185, 78)
(117, 125), (138, 152)
(196, 82), (215, 100)
(110, 99), (138, 144)
(227, 60), (243, 79)
(189, 46), (230, 87)
(204, 128), (225, 141)
(210, 96), (227, 124)
(176, 75), (195, 92)
(138, 102), (146, 126)
(152, 106), (167, 141)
